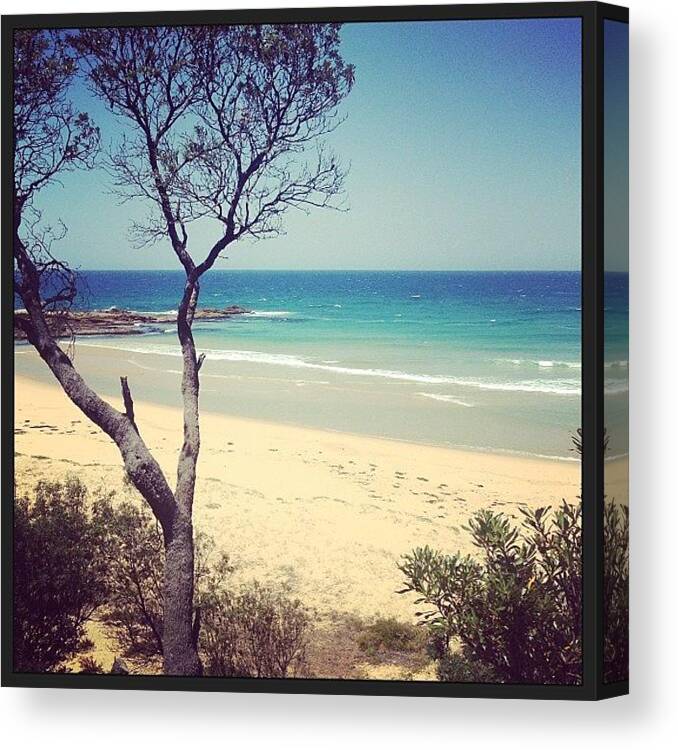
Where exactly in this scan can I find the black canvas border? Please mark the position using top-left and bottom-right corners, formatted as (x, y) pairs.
(596, 5), (629, 701)
(0, 2), (628, 700)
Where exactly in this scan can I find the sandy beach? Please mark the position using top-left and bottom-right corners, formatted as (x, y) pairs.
(14, 369), (582, 675)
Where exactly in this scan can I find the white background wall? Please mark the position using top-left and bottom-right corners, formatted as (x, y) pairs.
(1, 0), (676, 747)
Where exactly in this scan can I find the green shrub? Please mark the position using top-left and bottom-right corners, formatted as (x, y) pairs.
(93, 498), (166, 669)
(13, 477), (110, 672)
(200, 581), (310, 678)
(357, 616), (424, 656)
(94, 496), (309, 677)
(435, 651), (498, 683)
(78, 655), (105, 674)
(573, 427), (629, 682)
(94, 497), (230, 671)
(398, 502), (582, 685)
(14, 477), (312, 677)
(604, 501), (629, 683)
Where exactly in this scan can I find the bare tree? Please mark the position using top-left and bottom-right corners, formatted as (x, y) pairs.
(13, 30), (99, 336)
(14, 24), (353, 675)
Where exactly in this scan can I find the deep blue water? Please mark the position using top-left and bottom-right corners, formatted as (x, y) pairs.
(74, 269), (584, 382)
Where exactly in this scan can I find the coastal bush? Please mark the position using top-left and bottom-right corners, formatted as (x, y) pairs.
(13, 477), (110, 672)
(94, 499), (166, 669)
(14, 476), (311, 675)
(200, 581), (310, 678)
(604, 501), (630, 683)
(96, 496), (309, 677)
(572, 426), (629, 682)
(357, 616), (425, 657)
(95, 497), (230, 670)
(78, 655), (105, 674)
(434, 651), (498, 683)
(398, 502), (583, 685)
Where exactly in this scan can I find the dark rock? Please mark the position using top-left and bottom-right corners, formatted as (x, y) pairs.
(14, 305), (252, 340)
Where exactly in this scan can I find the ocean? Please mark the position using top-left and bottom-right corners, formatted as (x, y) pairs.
(14, 270), (629, 460)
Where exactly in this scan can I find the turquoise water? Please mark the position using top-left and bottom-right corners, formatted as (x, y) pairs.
(15, 270), (627, 459)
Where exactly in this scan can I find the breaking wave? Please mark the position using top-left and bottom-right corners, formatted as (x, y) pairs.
(78, 341), (582, 395)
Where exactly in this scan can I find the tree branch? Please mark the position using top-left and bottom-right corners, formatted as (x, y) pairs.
(120, 376), (139, 433)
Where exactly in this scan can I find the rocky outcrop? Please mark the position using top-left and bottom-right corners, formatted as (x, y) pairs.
(14, 305), (250, 340)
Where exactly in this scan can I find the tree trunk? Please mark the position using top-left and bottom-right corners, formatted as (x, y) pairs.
(162, 509), (201, 675)
(162, 275), (203, 676)
(15, 238), (202, 676)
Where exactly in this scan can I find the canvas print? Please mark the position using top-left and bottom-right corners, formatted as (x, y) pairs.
(11, 16), (593, 686)
(603, 18), (629, 685)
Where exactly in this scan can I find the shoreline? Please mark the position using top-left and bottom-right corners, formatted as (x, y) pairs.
(14, 366), (581, 464)
(15, 340), (584, 461)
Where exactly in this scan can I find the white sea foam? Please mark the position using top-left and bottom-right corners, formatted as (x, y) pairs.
(444, 442), (581, 463)
(81, 341), (582, 395)
(127, 358), (182, 376)
(127, 307), (291, 319)
(604, 380), (629, 395)
(495, 357), (582, 370)
(126, 308), (178, 315)
(417, 393), (475, 407)
(242, 310), (292, 318)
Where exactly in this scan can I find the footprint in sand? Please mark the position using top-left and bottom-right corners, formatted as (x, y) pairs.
(417, 476), (429, 482)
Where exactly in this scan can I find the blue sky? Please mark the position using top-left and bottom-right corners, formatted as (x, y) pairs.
(36, 18), (582, 271)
